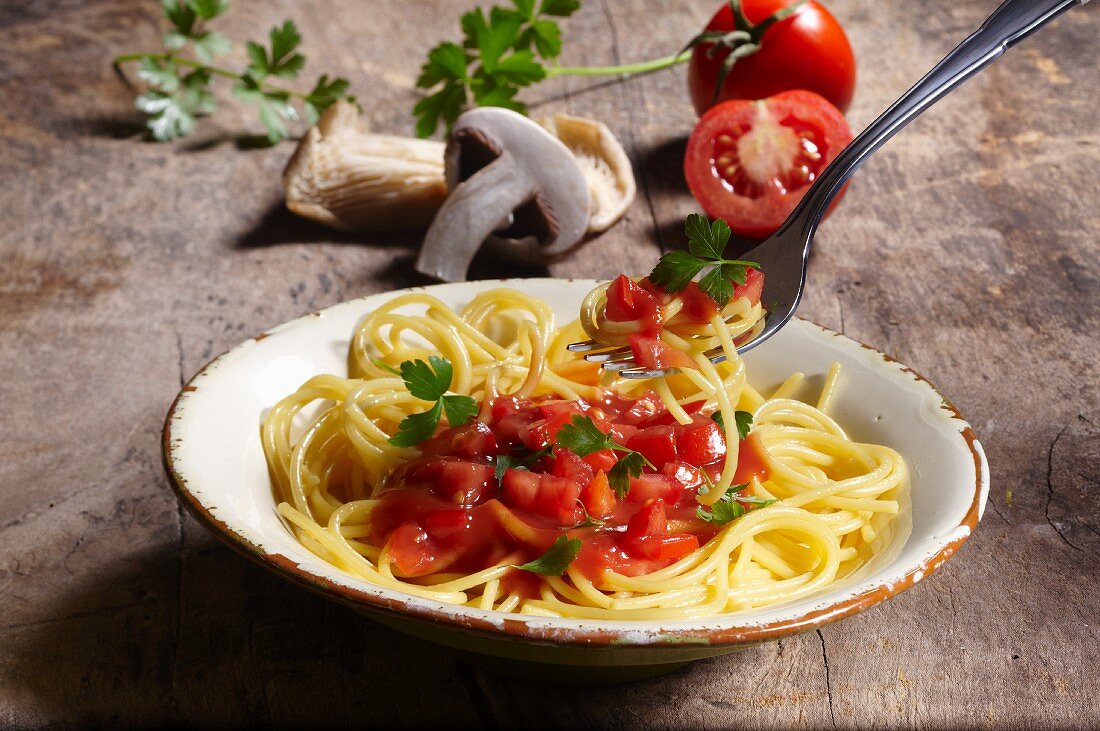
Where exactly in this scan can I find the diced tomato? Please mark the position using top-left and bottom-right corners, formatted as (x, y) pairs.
(386, 523), (438, 577)
(626, 499), (668, 538)
(602, 390), (665, 426)
(424, 509), (473, 543)
(424, 421), (497, 460)
(643, 399), (706, 427)
(583, 448), (618, 473)
(435, 460), (494, 505)
(678, 281), (721, 322)
(733, 431), (771, 484)
(627, 473), (686, 504)
(551, 448), (594, 488)
(627, 424), (679, 468)
(676, 416), (726, 466)
(517, 411), (572, 451)
(733, 267), (765, 307)
(628, 335), (697, 371)
(501, 469), (581, 526)
(538, 400), (588, 420)
(638, 277), (673, 304)
(662, 461), (704, 490)
(622, 500), (698, 561)
(609, 422), (639, 445)
(490, 396), (529, 421)
(605, 275), (662, 334)
(582, 470), (616, 518)
(494, 410), (540, 448)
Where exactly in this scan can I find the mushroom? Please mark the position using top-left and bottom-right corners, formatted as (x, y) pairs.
(539, 113), (636, 233)
(416, 107), (591, 283)
(283, 100), (448, 232)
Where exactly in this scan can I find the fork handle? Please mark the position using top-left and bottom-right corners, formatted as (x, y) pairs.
(782, 0), (1087, 244)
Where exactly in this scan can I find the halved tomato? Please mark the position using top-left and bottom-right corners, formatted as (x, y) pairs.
(684, 90), (853, 239)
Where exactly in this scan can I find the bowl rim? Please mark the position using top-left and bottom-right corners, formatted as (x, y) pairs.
(162, 278), (988, 649)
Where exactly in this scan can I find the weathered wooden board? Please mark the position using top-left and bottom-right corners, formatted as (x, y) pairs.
(1, 0), (1097, 727)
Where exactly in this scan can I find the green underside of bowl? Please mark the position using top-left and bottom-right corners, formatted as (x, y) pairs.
(357, 605), (753, 684)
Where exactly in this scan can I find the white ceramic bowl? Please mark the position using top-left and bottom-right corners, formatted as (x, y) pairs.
(163, 279), (987, 681)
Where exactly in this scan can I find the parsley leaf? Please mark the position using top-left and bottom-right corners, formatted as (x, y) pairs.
(710, 410), (753, 439)
(388, 402), (443, 448)
(608, 451), (647, 499)
(135, 67), (215, 141)
(493, 445), (553, 487)
(517, 535), (582, 575)
(556, 416), (653, 499)
(555, 415), (616, 456)
(647, 214), (761, 307)
(696, 484), (777, 525)
(413, 0), (578, 137)
(387, 356), (477, 447)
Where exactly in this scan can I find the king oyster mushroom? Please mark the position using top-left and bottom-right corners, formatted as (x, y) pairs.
(416, 107), (593, 283)
(282, 100), (448, 232)
(538, 113), (636, 233)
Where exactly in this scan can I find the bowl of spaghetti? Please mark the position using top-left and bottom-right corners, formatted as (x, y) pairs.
(163, 277), (987, 682)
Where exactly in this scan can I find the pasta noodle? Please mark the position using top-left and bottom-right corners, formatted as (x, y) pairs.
(262, 285), (907, 618)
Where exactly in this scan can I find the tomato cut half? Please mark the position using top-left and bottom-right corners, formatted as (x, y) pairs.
(628, 335), (698, 371)
(685, 90), (853, 239)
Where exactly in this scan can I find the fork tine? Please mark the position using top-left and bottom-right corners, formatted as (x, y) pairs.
(583, 347), (632, 363)
(566, 340), (602, 352)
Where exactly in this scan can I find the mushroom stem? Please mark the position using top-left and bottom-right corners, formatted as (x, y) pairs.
(416, 154), (537, 282)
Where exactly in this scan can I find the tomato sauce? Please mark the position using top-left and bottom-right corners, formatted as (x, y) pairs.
(371, 392), (761, 582)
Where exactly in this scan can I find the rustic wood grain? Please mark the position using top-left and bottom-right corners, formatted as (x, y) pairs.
(1, 0), (1097, 727)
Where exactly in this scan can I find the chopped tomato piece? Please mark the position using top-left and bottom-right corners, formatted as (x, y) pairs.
(583, 448), (618, 473)
(626, 499), (668, 539)
(518, 411), (572, 451)
(628, 335), (697, 371)
(609, 422), (639, 445)
(622, 501), (698, 560)
(627, 424), (679, 468)
(626, 473), (686, 504)
(605, 275), (662, 334)
(538, 400), (588, 420)
(733, 267), (765, 307)
(437, 460), (495, 505)
(501, 469), (581, 526)
(494, 410), (540, 448)
(424, 509), (473, 543)
(676, 416), (726, 466)
(387, 523), (438, 577)
(426, 421), (497, 460)
(733, 431), (771, 484)
(551, 448), (594, 488)
(602, 390), (665, 426)
(581, 470), (616, 518)
(678, 282), (721, 322)
(490, 396), (529, 421)
(661, 461), (704, 490)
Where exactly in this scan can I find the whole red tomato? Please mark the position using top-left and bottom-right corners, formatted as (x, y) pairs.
(687, 0), (856, 115)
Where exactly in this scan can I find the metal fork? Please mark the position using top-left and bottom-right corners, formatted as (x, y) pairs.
(569, 0), (1089, 379)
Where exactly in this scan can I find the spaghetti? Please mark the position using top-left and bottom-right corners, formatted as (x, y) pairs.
(262, 280), (907, 620)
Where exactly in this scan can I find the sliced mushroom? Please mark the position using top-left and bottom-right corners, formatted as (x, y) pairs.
(416, 107), (591, 283)
(283, 100), (448, 232)
(539, 113), (635, 233)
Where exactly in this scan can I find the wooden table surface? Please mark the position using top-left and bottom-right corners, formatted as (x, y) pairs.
(2, 0), (1098, 727)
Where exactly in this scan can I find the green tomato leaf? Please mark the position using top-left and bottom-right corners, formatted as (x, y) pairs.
(517, 535), (581, 575)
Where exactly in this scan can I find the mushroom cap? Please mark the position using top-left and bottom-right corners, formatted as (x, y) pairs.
(539, 113), (636, 233)
(417, 107), (591, 281)
(283, 100), (448, 232)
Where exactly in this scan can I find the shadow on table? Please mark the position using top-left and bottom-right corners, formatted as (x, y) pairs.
(10, 534), (730, 727)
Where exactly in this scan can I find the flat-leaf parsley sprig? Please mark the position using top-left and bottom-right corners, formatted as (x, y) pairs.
(648, 213), (760, 307)
(114, 1), (355, 143)
(517, 535), (582, 575)
(387, 356), (478, 448)
(696, 483), (777, 525)
(711, 409), (755, 440)
(555, 415), (654, 498)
